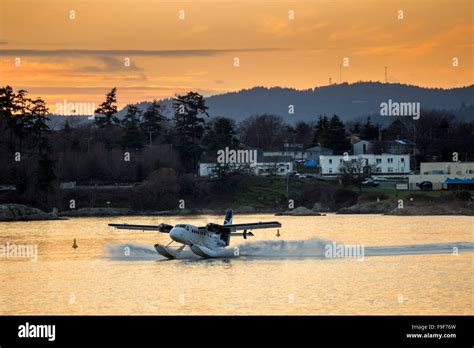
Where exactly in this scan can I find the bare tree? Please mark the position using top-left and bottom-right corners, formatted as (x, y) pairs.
(338, 157), (376, 193)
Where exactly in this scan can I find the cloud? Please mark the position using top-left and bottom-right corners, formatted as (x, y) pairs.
(260, 11), (329, 39)
(353, 24), (474, 57)
(0, 48), (285, 57)
(78, 56), (141, 73)
(15, 86), (218, 94)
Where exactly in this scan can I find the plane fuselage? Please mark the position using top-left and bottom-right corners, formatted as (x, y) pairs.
(170, 224), (226, 248)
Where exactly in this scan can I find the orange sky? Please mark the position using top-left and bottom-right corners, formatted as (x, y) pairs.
(0, 0), (473, 111)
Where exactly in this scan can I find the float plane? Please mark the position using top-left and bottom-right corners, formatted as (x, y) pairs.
(109, 210), (281, 259)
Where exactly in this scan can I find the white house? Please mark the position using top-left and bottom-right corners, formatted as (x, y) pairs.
(199, 158), (293, 177)
(353, 139), (414, 155)
(408, 162), (474, 190)
(353, 140), (372, 155)
(262, 150), (307, 160)
(319, 154), (410, 175)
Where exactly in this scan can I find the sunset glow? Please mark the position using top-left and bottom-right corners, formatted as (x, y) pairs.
(1, 0), (473, 109)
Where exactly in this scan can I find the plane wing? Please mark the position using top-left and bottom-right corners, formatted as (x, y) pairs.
(206, 221), (281, 233)
(108, 223), (173, 233)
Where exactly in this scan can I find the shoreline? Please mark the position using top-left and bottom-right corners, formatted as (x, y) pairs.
(0, 203), (473, 222)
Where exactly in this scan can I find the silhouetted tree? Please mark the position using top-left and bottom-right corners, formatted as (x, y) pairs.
(326, 115), (351, 154)
(0, 86), (19, 149)
(120, 104), (144, 150)
(29, 97), (51, 154)
(94, 87), (118, 128)
(294, 121), (313, 149)
(202, 117), (239, 157)
(313, 115), (351, 154)
(238, 114), (287, 151)
(172, 91), (209, 172)
(360, 116), (379, 140)
(312, 115), (329, 146)
(338, 157), (376, 193)
(141, 100), (167, 146)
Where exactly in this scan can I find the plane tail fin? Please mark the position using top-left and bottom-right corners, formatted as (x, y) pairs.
(223, 209), (233, 225)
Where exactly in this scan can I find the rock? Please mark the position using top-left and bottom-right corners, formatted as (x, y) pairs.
(276, 206), (323, 216)
(233, 206), (257, 214)
(0, 204), (62, 221)
(387, 204), (474, 216)
(312, 202), (331, 212)
(58, 207), (133, 217)
(337, 201), (392, 214)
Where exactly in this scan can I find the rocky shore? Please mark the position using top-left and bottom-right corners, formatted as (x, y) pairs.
(0, 200), (472, 222)
(0, 204), (63, 221)
(337, 200), (474, 216)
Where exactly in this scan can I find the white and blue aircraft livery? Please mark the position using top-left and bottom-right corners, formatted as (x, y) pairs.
(108, 210), (281, 259)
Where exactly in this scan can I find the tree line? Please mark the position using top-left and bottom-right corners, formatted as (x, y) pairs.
(1, 85), (473, 209)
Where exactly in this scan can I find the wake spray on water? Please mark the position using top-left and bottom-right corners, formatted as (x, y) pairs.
(106, 240), (474, 260)
(238, 238), (331, 257)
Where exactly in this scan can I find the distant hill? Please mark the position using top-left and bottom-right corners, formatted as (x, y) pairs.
(50, 82), (474, 128)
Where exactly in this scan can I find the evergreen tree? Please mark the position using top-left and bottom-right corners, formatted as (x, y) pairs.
(94, 87), (118, 128)
(29, 97), (50, 154)
(350, 122), (361, 135)
(172, 92), (209, 172)
(36, 154), (57, 193)
(141, 100), (167, 146)
(120, 104), (144, 149)
(294, 121), (312, 148)
(312, 115), (350, 154)
(326, 115), (351, 154)
(12, 89), (32, 142)
(202, 117), (239, 155)
(360, 116), (379, 140)
(312, 115), (329, 145)
(0, 86), (19, 147)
